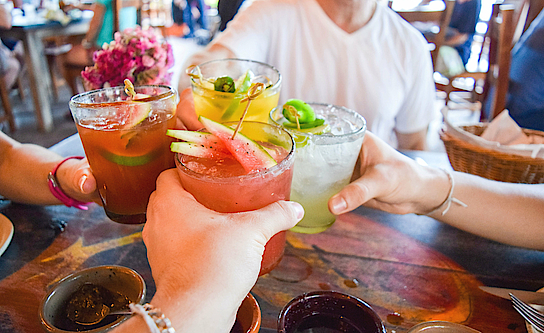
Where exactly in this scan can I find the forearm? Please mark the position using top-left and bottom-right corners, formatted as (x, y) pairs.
(112, 287), (238, 333)
(427, 172), (544, 250)
(0, 141), (64, 204)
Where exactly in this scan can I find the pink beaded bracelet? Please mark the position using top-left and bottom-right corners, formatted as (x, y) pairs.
(47, 156), (91, 210)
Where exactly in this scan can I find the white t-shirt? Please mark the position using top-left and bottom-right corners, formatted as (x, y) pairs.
(209, 0), (437, 146)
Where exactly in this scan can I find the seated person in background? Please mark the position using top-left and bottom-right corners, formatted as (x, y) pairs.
(0, 3), (21, 90)
(177, 0), (437, 150)
(504, 8), (544, 131)
(445, 0), (481, 67)
(60, 0), (137, 90)
(0, 131), (98, 206)
(329, 131), (544, 251)
(217, 0), (245, 31)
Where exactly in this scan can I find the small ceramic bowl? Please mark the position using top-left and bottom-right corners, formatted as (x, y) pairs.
(40, 265), (146, 333)
(231, 293), (261, 333)
(277, 291), (386, 333)
(406, 321), (481, 332)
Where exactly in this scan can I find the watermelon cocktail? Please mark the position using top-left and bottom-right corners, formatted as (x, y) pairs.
(270, 101), (366, 234)
(170, 118), (295, 275)
(189, 58), (282, 124)
(70, 85), (177, 224)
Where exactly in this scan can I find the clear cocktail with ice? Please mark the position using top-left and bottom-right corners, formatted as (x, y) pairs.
(270, 102), (366, 234)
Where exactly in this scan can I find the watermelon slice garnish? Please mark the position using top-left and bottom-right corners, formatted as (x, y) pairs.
(168, 118), (277, 173)
(199, 116), (277, 173)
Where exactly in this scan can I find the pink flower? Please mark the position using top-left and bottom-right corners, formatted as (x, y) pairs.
(82, 26), (175, 90)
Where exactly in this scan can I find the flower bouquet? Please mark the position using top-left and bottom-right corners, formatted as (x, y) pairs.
(82, 26), (174, 90)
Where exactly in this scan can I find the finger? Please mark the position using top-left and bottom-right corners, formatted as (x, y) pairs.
(176, 88), (202, 130)
(236, 201), (304, 240)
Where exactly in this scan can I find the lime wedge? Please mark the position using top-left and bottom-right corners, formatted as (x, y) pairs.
(101, 150), (158, 166)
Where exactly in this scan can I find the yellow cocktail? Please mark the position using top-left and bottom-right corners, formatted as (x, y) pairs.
(189, 59), (282, 123)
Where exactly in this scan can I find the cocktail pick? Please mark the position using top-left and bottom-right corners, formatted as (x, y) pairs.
(231, 82), (265, 139)
(284, 104), (301, 130)
(124, 79), (136, 99)
(186, 65), (203, 83)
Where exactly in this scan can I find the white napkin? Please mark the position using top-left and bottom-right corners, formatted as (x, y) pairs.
(444, 108), (544, 159)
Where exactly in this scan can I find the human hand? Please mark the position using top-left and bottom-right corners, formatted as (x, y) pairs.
(56, 157), (100, 205)
(143, 169), (304, 332)
(329, 132), (449, 216)
(175, 87), (203, 130)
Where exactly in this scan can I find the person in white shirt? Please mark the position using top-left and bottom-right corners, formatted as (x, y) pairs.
(176, 0), (437, 150)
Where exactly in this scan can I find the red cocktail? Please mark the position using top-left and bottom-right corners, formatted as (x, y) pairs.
(70, 85), (177, 224)
(174, 121), (295, 275)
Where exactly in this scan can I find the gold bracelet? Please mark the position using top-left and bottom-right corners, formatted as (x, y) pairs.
(129, 303), (176, 333)
(426, 169), (467, 216)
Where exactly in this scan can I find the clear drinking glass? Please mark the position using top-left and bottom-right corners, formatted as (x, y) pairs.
(70, 85), (177, 224)
(189, 58), (282, 123)
(270, 103), (366, 234)
(174, 121), (295, 275)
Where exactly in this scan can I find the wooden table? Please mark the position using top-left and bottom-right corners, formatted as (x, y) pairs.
(0, 135), (543, 332)
(0, 11), (91, 132)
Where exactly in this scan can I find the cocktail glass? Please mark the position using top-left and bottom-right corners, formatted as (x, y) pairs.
(69, 85), (178, 224)
(174, 121), (295, 275)
(270, 103), (366, 234)
(189, 58), (282, 123)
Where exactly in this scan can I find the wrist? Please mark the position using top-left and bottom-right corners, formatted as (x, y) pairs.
(48, 156), (91, 210)
(416, 166), (451, 215)
(151, 288), (238, 333)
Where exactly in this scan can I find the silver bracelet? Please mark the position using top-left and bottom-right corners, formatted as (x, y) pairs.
(426, 169), (467, 216)
(129, 303), (176, 333)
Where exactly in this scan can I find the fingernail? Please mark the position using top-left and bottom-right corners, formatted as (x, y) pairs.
(330, 196), (347, 214)
(289, 201), (305, 220)
(78, 175), (88, 193)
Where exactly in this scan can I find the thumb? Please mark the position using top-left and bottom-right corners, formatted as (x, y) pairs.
(329, 168), (387, 215)
(239, 201), (304, 240)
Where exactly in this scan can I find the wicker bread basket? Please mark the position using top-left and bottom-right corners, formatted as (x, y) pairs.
(440, 124), (544, 184)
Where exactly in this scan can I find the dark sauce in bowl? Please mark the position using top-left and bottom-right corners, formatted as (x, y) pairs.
(54, 283), (130, 331)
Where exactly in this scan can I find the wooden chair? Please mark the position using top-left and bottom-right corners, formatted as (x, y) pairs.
(436, 3), (525, 122)
(0, 76), (16, 132)
(0, 62), (26, 132)
(481, 3), (516, 121)
(390, 0), (456, 67)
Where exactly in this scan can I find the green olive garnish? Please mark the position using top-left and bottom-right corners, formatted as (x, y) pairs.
(214, 76), (236, 93)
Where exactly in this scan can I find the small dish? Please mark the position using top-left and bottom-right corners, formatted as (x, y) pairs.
(0, 213), (14, 257)
(407, 321), (481, 332)
(40, 265), (146, 333)
(231, 293), (261, 333)
(277, 290), (386, 333)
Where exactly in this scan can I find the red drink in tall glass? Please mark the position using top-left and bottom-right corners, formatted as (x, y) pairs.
(174, 121), (295, 275)
(70, 85), (177, 224)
